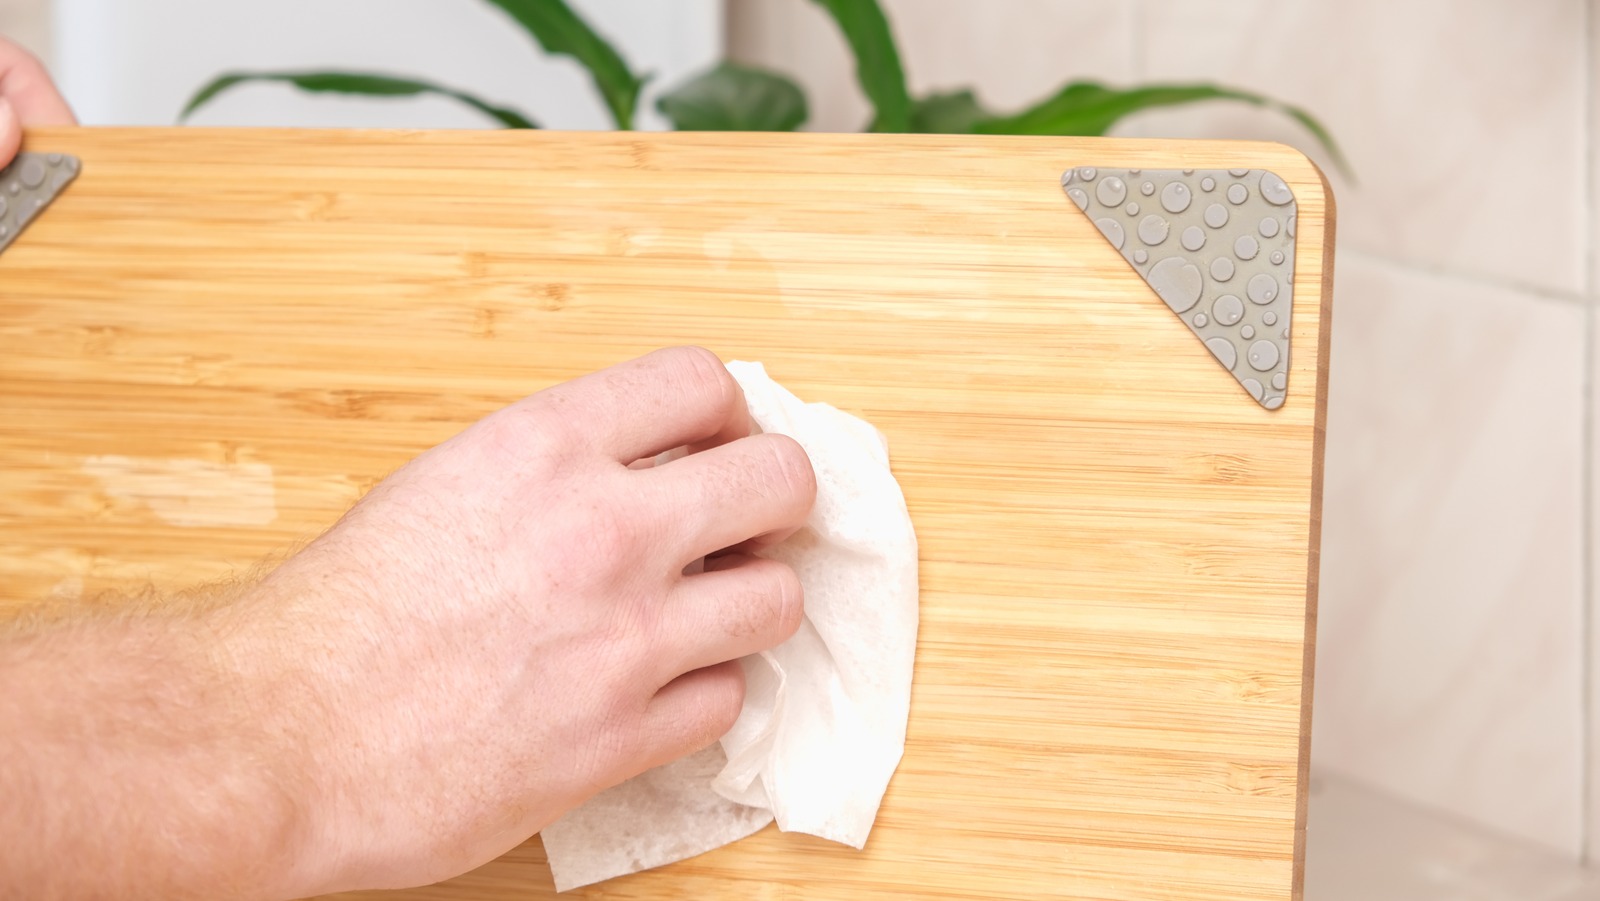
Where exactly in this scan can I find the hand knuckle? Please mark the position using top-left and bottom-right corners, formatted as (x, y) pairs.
(477, 395), (585, 464)
(577, 498), (646, 564)
(670, 344), (725, 379)
(721, 558), (802, 645)
(768, 562), (805, 637)
(702, 666), (746, 736)
(761, 434), (817, 504)
(583, 694), (648, 785)
(657, 665), (745, 755)
(669, 346), (738, 418)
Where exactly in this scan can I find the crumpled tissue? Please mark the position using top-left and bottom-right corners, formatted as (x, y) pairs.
(539, 360), (919, 891)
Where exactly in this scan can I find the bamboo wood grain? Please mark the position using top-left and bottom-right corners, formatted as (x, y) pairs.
(0, 128), (1333, 901)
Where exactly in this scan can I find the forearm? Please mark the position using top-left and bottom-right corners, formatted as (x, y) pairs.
(0, 346), (819, 897)
(0, 592), (328, 900)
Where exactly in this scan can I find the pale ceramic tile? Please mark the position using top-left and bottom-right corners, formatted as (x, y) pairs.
(1591, 2), (1600, 858)
(1590, 303), (1600, 865)
(1314, 254), (1585, 856)
(879, 0), (1135, 111)
(727, 0), (864, 132)
(1548, 879), (1600, 901)
(1137, 0), (1588, 296)
(727, 0), (1133, 132)
(1305, 772), (1600, 900)
(1592, 0), (1600, 298)
(0, 0), (53, 66)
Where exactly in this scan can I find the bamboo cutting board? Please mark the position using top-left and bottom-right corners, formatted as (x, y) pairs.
(0, 129), (1332, 901)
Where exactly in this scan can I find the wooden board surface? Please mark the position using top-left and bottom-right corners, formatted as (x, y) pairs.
(0, 128), (1333, 901)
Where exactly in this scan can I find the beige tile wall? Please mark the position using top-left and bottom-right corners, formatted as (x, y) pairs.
(1588, 0), (1600, 868)
(0, 0), (51, 65)
(728, 0), (1138, 131)
(1138, 0), (1589, 297)
(1317, 253), (1584, 855)
(1133, 0), (1592, 860)
(730, 0), (1597, 861)
(1306, 773), (1600, 901)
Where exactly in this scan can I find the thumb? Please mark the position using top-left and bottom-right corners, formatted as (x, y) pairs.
(0, 98), (19, 169)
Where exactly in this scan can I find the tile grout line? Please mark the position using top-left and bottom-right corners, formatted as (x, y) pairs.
(1317, 764), (1600, 870)
(1341, 247), (1592, 308)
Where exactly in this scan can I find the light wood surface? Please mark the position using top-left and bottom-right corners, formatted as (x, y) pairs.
(0, 128), (1333, 901)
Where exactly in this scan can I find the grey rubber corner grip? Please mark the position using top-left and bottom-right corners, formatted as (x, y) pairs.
(0, 152), (81, 255)
(1062, 166), (1297, 411)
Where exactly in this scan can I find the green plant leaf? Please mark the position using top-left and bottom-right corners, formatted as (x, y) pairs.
(180, 71), (538, 128)
(808, 0), (911, 132)
(479, 0), (643, 129)
(975, 81), (1349, 176)
(657, 63), (807, 132)
(908, 89), (994, 134)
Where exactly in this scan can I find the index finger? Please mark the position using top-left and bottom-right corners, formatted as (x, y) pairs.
(548, 346), (752, 464)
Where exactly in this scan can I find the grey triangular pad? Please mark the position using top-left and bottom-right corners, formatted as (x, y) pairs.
(0, 152), (81, 256)
(1062, 166), (1296, 410)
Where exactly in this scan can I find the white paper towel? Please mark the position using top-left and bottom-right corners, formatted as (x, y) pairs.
(540, 361), (919, 891)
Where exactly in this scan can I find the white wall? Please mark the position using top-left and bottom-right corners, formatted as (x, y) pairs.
(732, 0), (1595, 863)
(48, 0), (721, 131)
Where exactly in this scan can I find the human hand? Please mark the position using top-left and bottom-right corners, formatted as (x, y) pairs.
(242, 346), (816, 894)
(0, 36), (76, 167)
